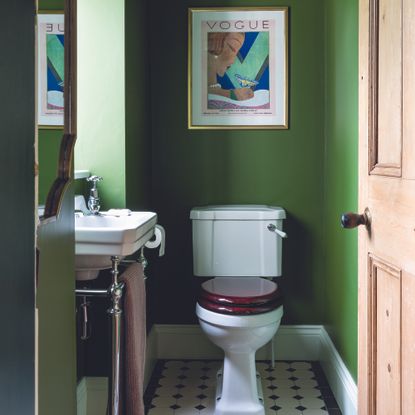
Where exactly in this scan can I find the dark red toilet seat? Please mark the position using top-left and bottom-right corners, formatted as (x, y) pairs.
(198, 277), (283, 315)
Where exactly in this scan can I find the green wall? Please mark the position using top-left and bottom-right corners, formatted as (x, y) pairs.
(75, 0), (126, 209)
(39, 0), (63, 9)
(148, 0), (327, 325)
(145, 0), (359, 379)
(323, 0), (358, 379)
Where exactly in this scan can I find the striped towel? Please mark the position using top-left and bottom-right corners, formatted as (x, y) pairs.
(120, 263), (146, 415)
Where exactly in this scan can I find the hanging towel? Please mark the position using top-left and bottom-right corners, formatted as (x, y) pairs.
(119, 262), (146, 415)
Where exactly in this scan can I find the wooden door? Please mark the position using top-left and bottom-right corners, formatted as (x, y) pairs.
(358, 0), (415, 413)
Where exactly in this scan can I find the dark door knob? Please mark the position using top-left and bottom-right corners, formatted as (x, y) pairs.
(341, 208), (371, 229)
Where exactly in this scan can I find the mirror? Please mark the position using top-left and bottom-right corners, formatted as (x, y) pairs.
(37, 3), (76, 221)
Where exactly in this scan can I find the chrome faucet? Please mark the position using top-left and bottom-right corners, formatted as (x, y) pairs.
(86, 175), (103, 215)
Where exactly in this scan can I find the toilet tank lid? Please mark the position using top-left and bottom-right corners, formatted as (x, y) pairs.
(190, 205), (286, 220)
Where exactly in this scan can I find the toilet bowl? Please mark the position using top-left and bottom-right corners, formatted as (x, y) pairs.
(196, 277), (283, 415)
(190, 205), (287, 415)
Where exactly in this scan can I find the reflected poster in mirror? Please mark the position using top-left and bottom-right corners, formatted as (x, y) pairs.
(188, 7), (288, 130)
(37, 13), (64, 128)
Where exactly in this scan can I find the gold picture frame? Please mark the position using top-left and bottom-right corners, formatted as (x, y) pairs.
(188, 7), (289, 130)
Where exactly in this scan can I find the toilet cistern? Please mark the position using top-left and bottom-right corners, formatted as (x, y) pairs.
(86, 175), (103, 215)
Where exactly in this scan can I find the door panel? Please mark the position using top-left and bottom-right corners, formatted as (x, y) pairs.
(368, 178), (415, 275)
(403, 0), (415, 179)
(369, 256), (401, 415)
(377, 0), (402, 172)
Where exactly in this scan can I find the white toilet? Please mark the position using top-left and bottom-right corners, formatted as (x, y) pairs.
(190, 205), (286, 415)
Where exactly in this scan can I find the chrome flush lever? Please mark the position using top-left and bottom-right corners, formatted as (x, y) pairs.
(267, 224), (288, 239)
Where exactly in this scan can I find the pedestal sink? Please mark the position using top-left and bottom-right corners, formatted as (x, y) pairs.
(75, 211), (157, 280)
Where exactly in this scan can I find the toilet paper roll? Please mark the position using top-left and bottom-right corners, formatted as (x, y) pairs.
(145, 224), (165, 256)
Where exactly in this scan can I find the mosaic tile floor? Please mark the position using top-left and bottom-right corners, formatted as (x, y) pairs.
(144, 360), (342, 415)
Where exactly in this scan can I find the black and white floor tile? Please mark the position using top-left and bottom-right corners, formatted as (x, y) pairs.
(144, 360), (342, 415)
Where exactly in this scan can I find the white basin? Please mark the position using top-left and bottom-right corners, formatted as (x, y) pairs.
(75, 211), (157, 280)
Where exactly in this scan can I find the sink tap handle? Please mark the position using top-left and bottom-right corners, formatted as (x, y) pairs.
(87, 175), (103, 185)
(87, 175), (103, 197)
(86, 175), (103, 214)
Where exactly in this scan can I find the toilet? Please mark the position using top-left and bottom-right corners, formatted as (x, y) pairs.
(190, 205), (286, 415)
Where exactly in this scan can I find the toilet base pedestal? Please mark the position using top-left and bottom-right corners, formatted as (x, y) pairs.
(214, 351), (265, 415)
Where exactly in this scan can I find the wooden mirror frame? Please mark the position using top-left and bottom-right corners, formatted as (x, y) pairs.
(42, 0), (77, 220)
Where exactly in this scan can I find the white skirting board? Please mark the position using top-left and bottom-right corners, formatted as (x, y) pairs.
(319, 328), (358, 415)
(153, 324), (323, 361)
(77, 324), (357, 415)
(76, 377), (108, 415)
(76, 377), (87, 415)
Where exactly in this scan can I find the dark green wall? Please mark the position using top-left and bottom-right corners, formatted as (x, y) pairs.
(0, 2), (35, 413)
(125, 0), (151, 210)
(323, 0), (358, 379)
(148, 0), (327, 325)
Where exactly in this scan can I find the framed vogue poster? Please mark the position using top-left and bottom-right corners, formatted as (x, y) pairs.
(188, 7), (288, 130)
(37, 13), (64, 128)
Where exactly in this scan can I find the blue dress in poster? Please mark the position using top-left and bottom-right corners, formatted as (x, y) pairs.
(46, 33), (64, 110)
(207, 31), (270, 110)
